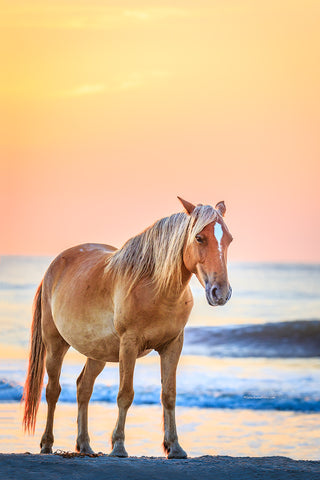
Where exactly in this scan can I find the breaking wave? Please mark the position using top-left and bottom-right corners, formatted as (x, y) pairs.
(1, 378), (319, 413)
(183, 320), (320, 358)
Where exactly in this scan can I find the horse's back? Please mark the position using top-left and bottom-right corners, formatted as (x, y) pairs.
(52, 243), (117, 265)
(46, 242), (115, 278)
(43, 243), (116, 297)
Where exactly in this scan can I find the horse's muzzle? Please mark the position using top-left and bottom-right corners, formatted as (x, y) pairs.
(205, 283), (232, 306)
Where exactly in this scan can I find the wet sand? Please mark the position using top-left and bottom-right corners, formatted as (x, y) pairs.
(1, 453), (319, 480)
(1, 403), (319, 460)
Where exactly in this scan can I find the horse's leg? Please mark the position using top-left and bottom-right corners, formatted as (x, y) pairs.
(110, 335), (137, 457)
(76, 357), (106, 454)
(40, 323), (69, 453)
(159, 332), (187, 459)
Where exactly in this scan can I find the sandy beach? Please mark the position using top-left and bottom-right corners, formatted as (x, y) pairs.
(1, 453), (320, 480)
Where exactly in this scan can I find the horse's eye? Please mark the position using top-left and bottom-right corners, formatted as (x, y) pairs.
(195, 235), (204, 244)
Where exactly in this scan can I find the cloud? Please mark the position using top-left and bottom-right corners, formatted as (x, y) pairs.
(118, 70), (172, 91)
(57, 71), (171, 98)
(118, 73), (144, 91)
(123, 8), (188, 22)
(150, 70), (171, 79)
(61, 84), (106, 97)
(123, 10), (151, 21)
(1, 5), (188, 30)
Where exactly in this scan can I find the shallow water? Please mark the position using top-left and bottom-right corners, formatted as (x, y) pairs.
(1, 403), (319, 460)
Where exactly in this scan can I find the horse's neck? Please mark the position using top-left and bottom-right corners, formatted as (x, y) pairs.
(180, 261), (193, 289)
(164, 259), (193, 301)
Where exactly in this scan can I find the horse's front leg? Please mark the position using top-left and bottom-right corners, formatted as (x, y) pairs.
(159, 331), (187, 459)
(110, 334), (137, 457)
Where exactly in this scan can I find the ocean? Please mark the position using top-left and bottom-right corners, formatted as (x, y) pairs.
(0, 256), (319, 458)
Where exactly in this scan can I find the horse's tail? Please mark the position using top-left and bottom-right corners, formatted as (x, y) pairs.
(22, 281), (46, 434)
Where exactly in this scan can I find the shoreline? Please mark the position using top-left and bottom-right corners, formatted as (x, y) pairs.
(1, 453), (319, 480)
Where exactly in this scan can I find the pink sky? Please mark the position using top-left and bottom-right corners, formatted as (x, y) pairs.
(1, 1), (319, 261)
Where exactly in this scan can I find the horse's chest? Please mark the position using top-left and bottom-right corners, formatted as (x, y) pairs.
(134, 301), (192, 349)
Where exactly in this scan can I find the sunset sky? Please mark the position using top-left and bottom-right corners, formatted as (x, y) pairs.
(1, 0), (319, 261)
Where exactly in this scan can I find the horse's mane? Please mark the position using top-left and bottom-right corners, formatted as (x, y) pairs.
(105, 205), (218, 296)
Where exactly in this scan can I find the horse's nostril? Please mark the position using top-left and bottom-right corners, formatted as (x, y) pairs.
(211, 287), (218, 299)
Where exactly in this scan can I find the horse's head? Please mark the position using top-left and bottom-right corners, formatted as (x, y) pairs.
(179, 197), (233, 306)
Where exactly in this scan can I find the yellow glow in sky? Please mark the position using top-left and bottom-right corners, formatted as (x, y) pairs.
(1, 1), (319, 260)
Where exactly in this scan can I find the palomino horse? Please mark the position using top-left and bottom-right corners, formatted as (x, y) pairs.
(23, 197), (233, 458)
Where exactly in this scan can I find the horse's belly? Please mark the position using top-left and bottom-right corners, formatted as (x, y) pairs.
(54, 309), (120, 362)
(73, 331), (120, 362)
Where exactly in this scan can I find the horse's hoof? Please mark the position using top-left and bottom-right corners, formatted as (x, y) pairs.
(109, 443), (128, 458)
(40, 446), (53, 454)
(166, 443), (187, 459)
(76, 443), (95, 455)
(167, 450), (188, 459)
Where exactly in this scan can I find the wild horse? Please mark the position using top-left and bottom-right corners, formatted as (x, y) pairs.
(23, 197), (233, 458)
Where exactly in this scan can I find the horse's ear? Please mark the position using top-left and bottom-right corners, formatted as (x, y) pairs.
(177, 196), (196, 215)
(215, 201), (226, 217)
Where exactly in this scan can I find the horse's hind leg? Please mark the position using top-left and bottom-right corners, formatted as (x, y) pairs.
(40, 313), (69, 453)
(76, 357), (105, 454)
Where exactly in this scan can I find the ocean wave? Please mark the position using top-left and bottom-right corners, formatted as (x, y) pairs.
(1, 379), (319, 413)
(0, 379), (23, 401)
(183, 320), (320, 358)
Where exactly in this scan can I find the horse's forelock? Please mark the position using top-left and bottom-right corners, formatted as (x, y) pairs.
(187, 205), (218, 244)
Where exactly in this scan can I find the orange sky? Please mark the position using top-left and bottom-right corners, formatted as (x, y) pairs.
(1, 1), (319, 261)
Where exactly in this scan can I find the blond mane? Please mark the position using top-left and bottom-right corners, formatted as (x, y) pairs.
(105, 205), (218, 296)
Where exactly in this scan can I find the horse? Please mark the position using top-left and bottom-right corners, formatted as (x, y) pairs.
(23, 197), (233, 458)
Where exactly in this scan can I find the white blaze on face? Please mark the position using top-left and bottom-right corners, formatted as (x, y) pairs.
(214, 222), (223, 255)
